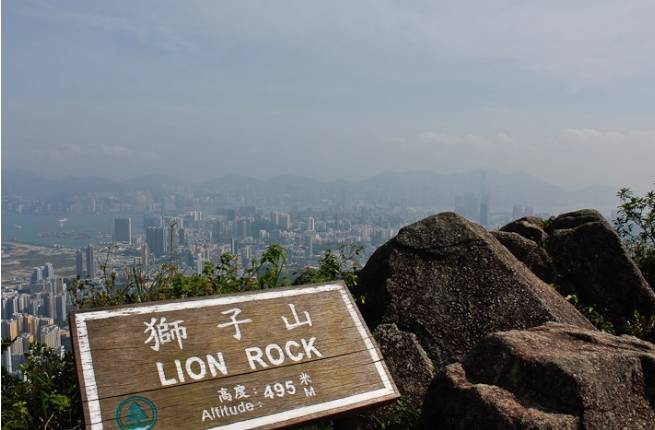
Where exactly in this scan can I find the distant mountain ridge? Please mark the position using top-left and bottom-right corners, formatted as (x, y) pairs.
(1, 169), (618, 214)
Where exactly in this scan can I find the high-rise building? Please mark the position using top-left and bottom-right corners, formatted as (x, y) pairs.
(146, 227), (166, 257)
(454, 194), (479, 222)
(1, 319), (18, 339)
(196, 253), (205, 275)
(211, 220), (223, 243)
(39, 325), (61, 349)
(307, 217), (315, 232)
(45, 294), (57, 320)
(85, 245), (96, 279)
(30, 267), (43, 285)
(1, 345), (12, 374)
(143, 214), (161, 230)
(55, 294), (68, 323)
(17, 294), (30, 314)
(239, 218), (250, 239)
(56, 277), (66, 295)
(114, 217), (132, 244)
(43, 262), (55, 279)
(2, 295), (18, 317)
(306, 235), (314, 258)
(75, 250), (85, 278)
(141, 245), (149, 270)
(479, 194), (490, 227)
(280, 213), (291, 230)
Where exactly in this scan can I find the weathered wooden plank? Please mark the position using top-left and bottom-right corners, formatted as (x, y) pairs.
(70, 282), (399, 429)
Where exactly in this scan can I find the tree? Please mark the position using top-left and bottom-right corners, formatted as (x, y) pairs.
(615, 185), (655, 287)
(1, 343), (81, 430)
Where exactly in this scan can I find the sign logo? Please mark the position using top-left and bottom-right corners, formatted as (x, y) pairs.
(115, 396), (158, 430)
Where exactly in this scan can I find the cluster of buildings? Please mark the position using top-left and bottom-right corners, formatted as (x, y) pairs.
(117, 206), (401, 279)
(1, 274), (71, 376)
(2, 178), (557, 377)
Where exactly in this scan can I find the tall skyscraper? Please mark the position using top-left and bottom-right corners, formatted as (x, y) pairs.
(114, 217), (132, 244)
(238, 218), (250, 239)
(306, 235), (314, 258)
(479, 195), (490, 227)
(39, 325), (61, 349)
(43, 262), (55, 279)
(454, 194), (479, 222)
(1, 320), (18, 339)
(55, 294), (68, 323)
(211, 220), (223, 243)
(30, 267), (43, 285)
(307, 217), (315, 232)
(85, 245), (96, 279)
(270, 211), (291, 229)
(141, 245), (149, 270)
(196, 253), (204, 275)
(75, 250), (85, 278)
(281, 213), (291, 230)
(1, 345), (12, 374)
(143, 214), (162, 230)
(146, 227), (166, 257)
(2, 295), (18, 316)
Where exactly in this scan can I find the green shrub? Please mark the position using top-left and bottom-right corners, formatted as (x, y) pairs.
(564, 294), (615, 334)
(615, 186), (655, 287)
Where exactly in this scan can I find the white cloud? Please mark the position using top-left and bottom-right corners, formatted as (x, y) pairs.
(556, 128), (655, 147)
(419, 131), (513, 147)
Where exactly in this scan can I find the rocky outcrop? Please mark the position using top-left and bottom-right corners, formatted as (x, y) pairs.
(546, 209), (655, 327)
(423, 323), (655, 429)
(500, 216), (548, 244)
(356, 212), (593, 402)
(491, 231), (555, 283)
(373, 323), (434, 405)
(339, 324), (435, 429)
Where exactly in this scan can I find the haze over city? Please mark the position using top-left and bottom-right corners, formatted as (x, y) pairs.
(3, 1), (654, 191)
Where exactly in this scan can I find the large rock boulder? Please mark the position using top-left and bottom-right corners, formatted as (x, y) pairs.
(546, 208), (608, 231)
(373, 323), (434, 405)
(500, 216), (548, 244)
(546, 209), (655, 327)
(338, 324), (435, 429)
(423, 323), (655, 429)
(491, 231), (555, 284)
(355, 213), (593, 401)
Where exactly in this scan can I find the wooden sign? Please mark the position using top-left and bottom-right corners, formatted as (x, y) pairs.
(70, 282), (399, 429)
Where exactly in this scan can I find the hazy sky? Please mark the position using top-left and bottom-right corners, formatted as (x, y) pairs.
(3, 1), (654, 190)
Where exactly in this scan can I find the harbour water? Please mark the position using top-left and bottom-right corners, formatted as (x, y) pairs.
(2, 212), (143, 248)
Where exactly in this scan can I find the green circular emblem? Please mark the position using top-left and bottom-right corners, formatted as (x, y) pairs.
(115, 396), (158, 430)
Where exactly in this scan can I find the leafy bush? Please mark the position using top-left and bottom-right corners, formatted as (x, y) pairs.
(293, 244), (363, 289)
(623, 310), (655, 343)
(563, 294), (615, 334)
(615, 186), (655, 287)
(1, 344), (81, 430)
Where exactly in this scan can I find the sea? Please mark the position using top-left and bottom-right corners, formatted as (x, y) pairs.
(2, 212), (143, 248)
